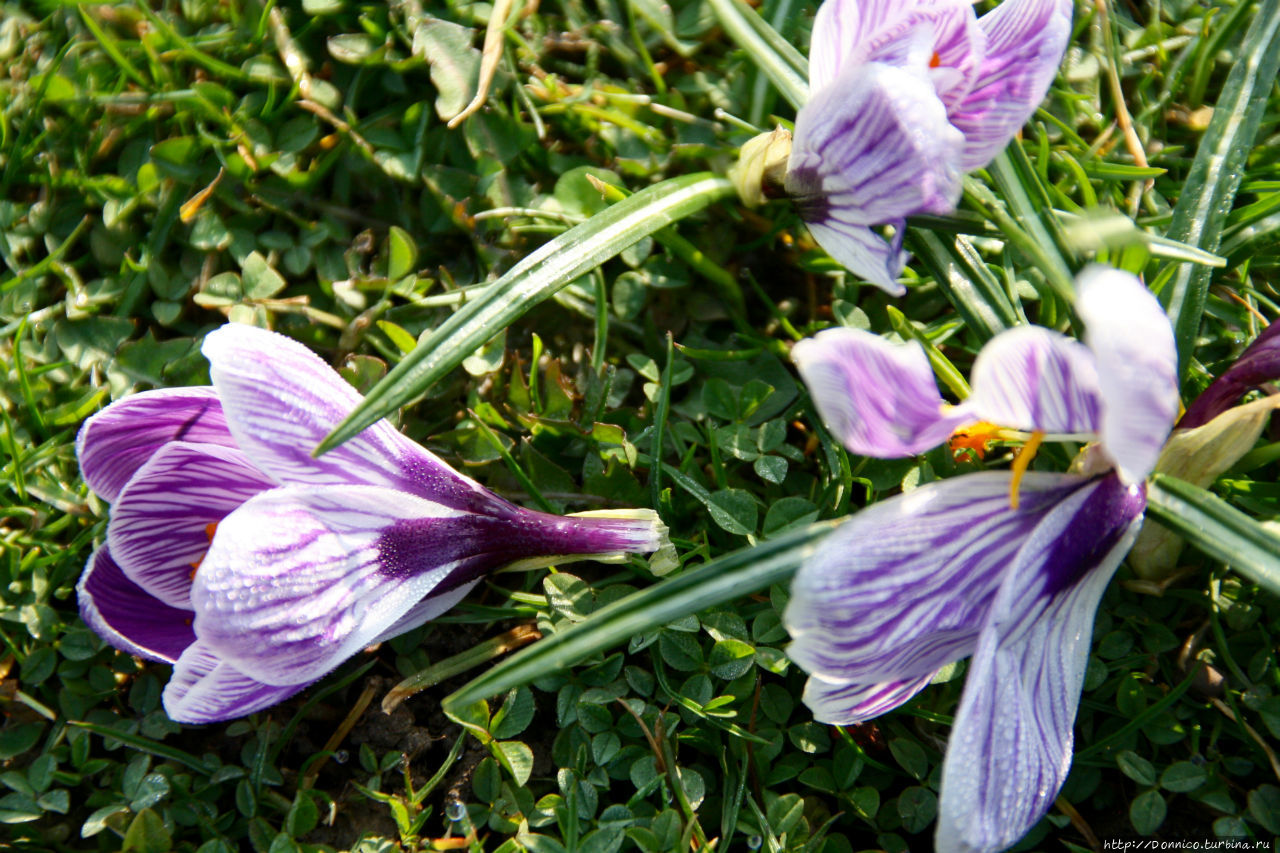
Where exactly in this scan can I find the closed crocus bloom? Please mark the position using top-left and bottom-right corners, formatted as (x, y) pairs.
(787, 0), (1072, 293)
(787, 268), (1178, 852)
(77, 324), (669, 724)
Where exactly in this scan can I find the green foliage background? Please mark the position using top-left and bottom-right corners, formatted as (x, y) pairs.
(4, 0), (1280, 850)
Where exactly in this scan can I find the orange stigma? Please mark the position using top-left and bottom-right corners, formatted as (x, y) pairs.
(189, 522), (220, 578)
(929, 51), (942, 68)
(949, 422), (1002, 461)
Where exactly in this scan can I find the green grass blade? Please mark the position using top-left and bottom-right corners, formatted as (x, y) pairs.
(441, 521), (838, 712)
(906, 229), (1019, 341)
(706, 0), (808, 110)
(315, 173), (735, 456)
(1146, 473), (1280, 599)
(1160, 0), (1280, 378)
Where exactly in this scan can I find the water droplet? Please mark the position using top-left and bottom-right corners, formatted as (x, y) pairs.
(445, 801), (466, 822)
(332, 749), (349, 764)
(747, 835), (763, 850)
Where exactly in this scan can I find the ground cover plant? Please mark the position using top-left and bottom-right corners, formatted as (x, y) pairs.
(4, 0), (1280, 850)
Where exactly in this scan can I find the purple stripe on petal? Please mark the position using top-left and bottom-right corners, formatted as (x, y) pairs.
(1076, 267), (1179, 484)
(801, 218), (909, 296)
(787, 62), (964, 292)
(793, 327), (970, 457)
(1180, 322), (1280, 429)
(193, 486), (663, 687)
(76, 387), (233, 503)
(935, 475), (1144, 853)
(163, 641), (305, 724)
(968, 326), (1103, 435)
(201, 324), (509, 515)
(785, 471), (1090, 688)
(108, 442), (274, 608)
(77, 547), (195, 664)
(950, 0), (1072, 171)
(803, 672), (936, 725)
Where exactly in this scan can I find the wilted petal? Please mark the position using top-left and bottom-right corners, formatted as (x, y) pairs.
(1076, 267), (1179, 484)
(968, 326), (1102, 435)
(1180, 322), (1280, 429)
(936, 475), (1145, 853)
(76, 387), (233, 503)
(108, 442), (274, 608)
(785, 471), (1090, 689)
(194, 485), (663, 686)
(77, 547), (195, 664)
(793, 327), (970, 456)
(787, 62), (964, 290)
(202, 324), (507, 514)
(163, 641), (304, 724)
(950, 0), (1073, 170)
(803, 672), (936, 725)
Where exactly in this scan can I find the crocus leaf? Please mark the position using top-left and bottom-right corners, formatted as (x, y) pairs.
(316, 173), (735, 456)
(1160, 0), (1280, 378)
(705, 0), (807, 109)
(441, 521), (837, 713)
(1145, 473), (1280, 599)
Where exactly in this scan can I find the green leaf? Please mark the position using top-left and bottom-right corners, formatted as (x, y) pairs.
(707, 489), (757, 535)
(1129, 789), (1166, 835)
(1145, 474), (1280, 598)
(1116, 751), (1157, 787)
(1159, 761), (1207, 793)
(1160, 0), (1280, 378)
(122, 808), (172, 853)
(387, 226), (418, 281)
(316, 173), (736, 456)
(704, 0), (806, 108)
(494, 741), (534, 787)
(241, 251), (286, 299)
(442, 522), (835, 712)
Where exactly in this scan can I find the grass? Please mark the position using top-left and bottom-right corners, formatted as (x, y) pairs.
(3, 0), (1280, 850)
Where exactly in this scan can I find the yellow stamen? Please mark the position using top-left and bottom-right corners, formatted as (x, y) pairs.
(1009, 431), (1045, 510)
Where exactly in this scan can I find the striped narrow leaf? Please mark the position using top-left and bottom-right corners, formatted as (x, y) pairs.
(315, 173), (735, 456)
(907, 229), (1019, 341)
(1160, 0), (1280, 378)
(441, 521), (838, 712)
(1145, 473), (1280, 599)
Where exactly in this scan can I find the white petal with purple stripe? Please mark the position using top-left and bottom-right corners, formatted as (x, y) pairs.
(803, 672), (937, 725)
(1076, 267), (1179, 484)
(785, 471), (1090, 687)
(792, 327), (969, 456)
(107, 441), (274, 608)
(968, 325), (1103, 436)
(77, 548), (195, 664)
(76, 387), (233, 503)
(936, 475), (1145, 853)
(164, 641), (306, 725)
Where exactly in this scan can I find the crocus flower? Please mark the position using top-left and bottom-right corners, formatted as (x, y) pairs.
(77, 324), (668, 724)
(786, 0), (1072, 294)
(785, 267), (1178, 853)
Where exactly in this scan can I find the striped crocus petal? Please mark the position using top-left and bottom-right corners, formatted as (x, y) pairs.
(201, 324), (509, 515)
(77, 547), (195, 664)
(107, 441), (274, 609)
(1076, 267), (1179, 484)
(163, 641), (305, 725)
(792, 327), (971, 457)
(785, 471), (1091, 688)
(967, 325), (1102, 436)
(950, 0), (1073, 171)
(76, 387), (233, 503)
(803, 672), (937, 725)
(1180, 321), (1280, 429)
(936, 474), (1145, 853)
(786, 61), (964, 294)
(193, 485), (665, 687)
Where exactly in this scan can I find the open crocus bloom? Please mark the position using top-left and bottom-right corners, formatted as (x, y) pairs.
(77, 324), (668, 724)
(786, 267), (1178, 853)
(786, 0), (1071, 293)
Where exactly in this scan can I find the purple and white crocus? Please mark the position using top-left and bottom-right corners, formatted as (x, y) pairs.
(788, 0), (1072, 293)
(786, 267), (1178, 853)
(77, 323), (668, 724)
